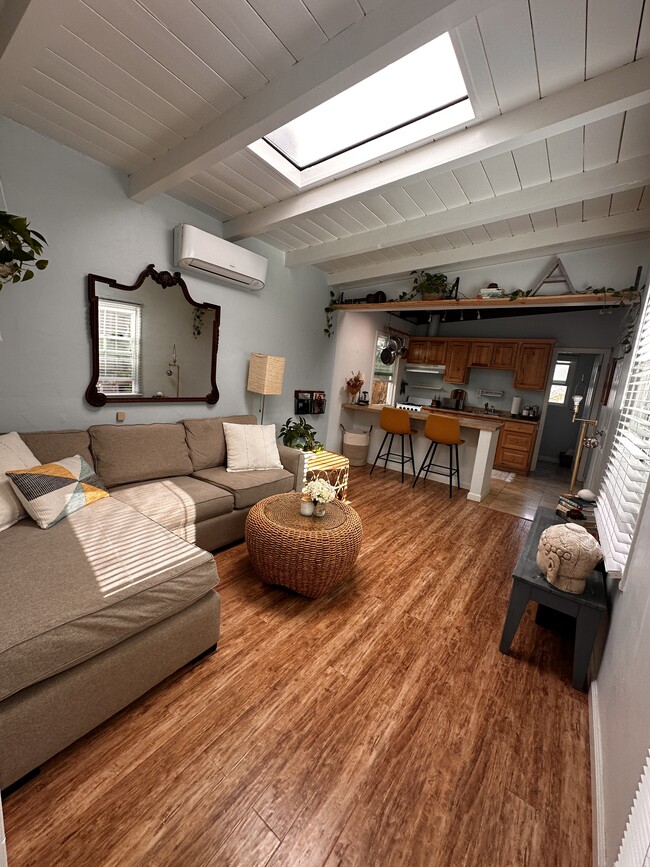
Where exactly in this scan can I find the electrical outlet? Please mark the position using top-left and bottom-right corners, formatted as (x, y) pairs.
(116, 411), (126, 422)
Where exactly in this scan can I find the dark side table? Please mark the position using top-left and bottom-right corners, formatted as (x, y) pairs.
(499, 507), (608, 691)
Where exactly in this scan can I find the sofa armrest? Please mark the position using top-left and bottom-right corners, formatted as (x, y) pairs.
(277, 445), (307, 491)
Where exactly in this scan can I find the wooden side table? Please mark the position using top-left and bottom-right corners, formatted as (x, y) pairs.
(499, 507), (608, 691)
(304, 450), (350, 499)
(245, 493), (362, 597)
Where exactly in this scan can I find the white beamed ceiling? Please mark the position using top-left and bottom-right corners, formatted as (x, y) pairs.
(1, 0), (649, 286)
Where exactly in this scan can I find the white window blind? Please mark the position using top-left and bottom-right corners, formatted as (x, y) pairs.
(98, 300), (142, 395)
(596, 291), (650, 583)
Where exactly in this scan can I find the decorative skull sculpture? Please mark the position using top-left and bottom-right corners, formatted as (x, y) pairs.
(536, 523), (603, 594)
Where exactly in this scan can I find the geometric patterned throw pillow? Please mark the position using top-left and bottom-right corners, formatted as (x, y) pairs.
(6, 455), (109, 529)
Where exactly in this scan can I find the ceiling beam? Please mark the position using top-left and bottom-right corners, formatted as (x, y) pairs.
(285, 157), (650, 266)
(224, 56), (650, 241)
(0, 0), (76, 117)
(128, 0), (499, 202)
(325, 210), (650, 286)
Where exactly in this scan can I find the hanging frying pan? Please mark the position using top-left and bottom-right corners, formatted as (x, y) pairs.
(380, 345), (396, 365)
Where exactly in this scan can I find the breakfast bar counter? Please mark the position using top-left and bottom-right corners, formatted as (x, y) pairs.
(341, 404), (503, 502)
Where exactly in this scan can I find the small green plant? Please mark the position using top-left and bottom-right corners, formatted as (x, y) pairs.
(0, 211), (48, 286)
(397, 270), (450, 302)
(324, 290), (337, 337)
(507, 288), (534, 301)
(278, 417), (324, 452)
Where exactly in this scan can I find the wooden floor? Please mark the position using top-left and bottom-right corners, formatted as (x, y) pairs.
(3, 468), (591, 867)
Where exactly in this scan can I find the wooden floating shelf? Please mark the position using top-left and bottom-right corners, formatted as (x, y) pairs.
(332, 293), (638, 313)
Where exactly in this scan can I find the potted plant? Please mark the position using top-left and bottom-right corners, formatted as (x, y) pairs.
(0, 211), (48, 286)
(396, 270), (450, 302)
(278, 416), (324, 452)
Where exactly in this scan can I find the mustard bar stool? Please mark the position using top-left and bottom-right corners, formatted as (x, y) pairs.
(412, 414), (464, 497)
(369, 407), (416, 483)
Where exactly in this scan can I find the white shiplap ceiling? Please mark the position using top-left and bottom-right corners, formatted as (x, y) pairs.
(1, 0), (649, 288)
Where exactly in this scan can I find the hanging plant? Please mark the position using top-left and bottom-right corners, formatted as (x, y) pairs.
(324, 290), (337, 337)
(0, 211), (48, 287)
(192, 305), (205, 338)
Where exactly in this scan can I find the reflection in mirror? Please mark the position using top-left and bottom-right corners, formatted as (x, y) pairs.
(371, 332), (396, 404)
(86, 265), (220, 406)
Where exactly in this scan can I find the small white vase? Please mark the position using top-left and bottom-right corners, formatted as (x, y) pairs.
(300, 498), (314, 516)
(313, 502), (327, 517)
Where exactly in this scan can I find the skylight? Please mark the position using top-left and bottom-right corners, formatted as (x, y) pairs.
(251, 33), (474, 186)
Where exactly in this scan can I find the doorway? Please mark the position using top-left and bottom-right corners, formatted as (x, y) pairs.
(536, 349), (606, 486)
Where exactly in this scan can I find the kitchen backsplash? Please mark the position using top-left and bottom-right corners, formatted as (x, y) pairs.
(403, 367), (545, 415)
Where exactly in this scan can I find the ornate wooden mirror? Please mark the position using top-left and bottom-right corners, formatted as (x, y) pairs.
(85, 264), (220, 406)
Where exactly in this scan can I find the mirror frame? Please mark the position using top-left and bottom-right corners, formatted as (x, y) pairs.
(85, 263), (221, 406)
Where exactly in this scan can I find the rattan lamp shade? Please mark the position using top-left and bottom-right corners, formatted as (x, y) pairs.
(247, 354), (285, 395)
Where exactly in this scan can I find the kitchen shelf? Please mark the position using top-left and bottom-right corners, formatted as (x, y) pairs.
(331, 292), (634, 313)
(408, 385), (444, 390)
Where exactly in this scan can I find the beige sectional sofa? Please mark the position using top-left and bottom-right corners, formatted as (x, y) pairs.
(0, 416), (300, 790)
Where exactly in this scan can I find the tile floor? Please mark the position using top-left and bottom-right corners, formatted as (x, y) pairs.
(481, 460), (573, 520)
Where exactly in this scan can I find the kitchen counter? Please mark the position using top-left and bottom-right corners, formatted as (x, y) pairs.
(341, 404), (503, 501)
(421, 406), (540, 426)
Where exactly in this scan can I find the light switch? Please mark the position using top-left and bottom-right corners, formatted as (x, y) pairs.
(116, 411), (126, 422)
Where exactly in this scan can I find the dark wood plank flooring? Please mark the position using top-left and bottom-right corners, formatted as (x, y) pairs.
(3, 467), (591, 866)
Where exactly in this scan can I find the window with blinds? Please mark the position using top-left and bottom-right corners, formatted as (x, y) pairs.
(596, 291), (650, 584)
(98, 299), (142, 395)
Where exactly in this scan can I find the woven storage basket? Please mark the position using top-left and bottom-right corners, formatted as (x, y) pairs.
(245, 493), (362, 597)
(341, 428), (371, 467)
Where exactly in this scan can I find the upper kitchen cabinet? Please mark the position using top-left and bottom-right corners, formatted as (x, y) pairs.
(513, 341), (555, 391)
(469, 340), (518, 370)
(444, 342), (471, 384)
(408, 338), (447, 365)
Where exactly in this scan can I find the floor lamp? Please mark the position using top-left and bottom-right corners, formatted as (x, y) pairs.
(247, 353), (285, 424)
(567, 393), (601, 496)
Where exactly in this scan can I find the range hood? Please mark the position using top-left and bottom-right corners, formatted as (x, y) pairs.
(404, 364), (446, 374)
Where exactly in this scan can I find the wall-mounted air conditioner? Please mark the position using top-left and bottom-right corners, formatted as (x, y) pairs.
(174, 224), (268, 290)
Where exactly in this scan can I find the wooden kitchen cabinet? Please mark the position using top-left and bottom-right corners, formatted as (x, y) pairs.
(491, 342), (518, 369)
(514, 341), (554, 391)
(494, 420), (538, 474)
(470, 340), (518, 369)
(444, 341), (471, 383)
(407, 338), (446, 365)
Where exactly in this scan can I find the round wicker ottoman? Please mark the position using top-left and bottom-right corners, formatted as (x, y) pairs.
(245, 493), (362, 597)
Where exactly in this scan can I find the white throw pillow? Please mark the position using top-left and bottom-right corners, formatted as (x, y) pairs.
(222, 423), (283, 472)
(0, 432), (41, 532)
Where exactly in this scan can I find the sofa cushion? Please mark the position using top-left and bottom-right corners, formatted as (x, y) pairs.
(89, 423), (193, 487)
(192, 465), (294, 509)
(7, 455), (109, 529)
(223, 422), (282, 472)
(182, 416), (257, 471)
(110, 476), (234, 538)
(0, 433), (41, 533)
(0, 497), (218, 701)
(20, 429), (94, 467)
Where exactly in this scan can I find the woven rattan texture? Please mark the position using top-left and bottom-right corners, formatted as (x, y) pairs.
(264, 495), (346, 531)
(245, 493), (362, 597)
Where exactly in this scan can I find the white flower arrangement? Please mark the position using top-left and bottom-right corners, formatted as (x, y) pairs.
(302, 478), (336, 504)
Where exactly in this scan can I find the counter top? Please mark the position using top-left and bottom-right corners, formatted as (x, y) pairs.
(420, 407), (540, 426)
(343, 403), (504, 432)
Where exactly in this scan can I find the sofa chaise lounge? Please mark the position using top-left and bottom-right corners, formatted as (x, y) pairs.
(0, 416), (300, 790)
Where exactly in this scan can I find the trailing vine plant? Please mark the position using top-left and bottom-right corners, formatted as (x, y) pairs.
(192, 305), (205, 338)
(324, 290), (337, 337)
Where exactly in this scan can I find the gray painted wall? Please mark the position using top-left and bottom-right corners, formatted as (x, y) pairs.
(0, 119), (333, 439)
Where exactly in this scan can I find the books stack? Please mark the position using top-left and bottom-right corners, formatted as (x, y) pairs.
(556, 494), (598, 537)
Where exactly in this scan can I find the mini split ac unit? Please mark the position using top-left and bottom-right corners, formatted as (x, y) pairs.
(174, 224), (268, 290)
